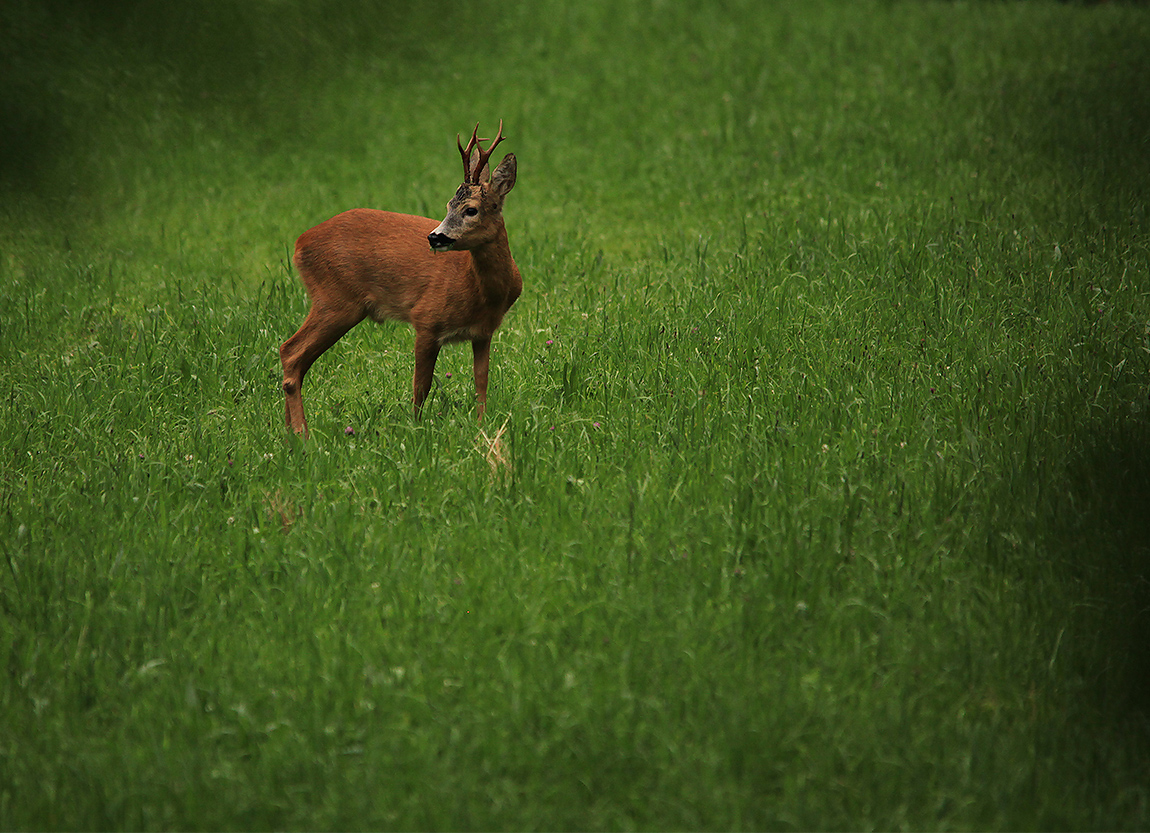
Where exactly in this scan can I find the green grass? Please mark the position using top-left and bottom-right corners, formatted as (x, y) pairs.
(3, 0), (1150, 828)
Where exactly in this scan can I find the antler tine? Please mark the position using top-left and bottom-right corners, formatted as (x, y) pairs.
(472, 119), (506, 184)
(458, 123), (481, 183)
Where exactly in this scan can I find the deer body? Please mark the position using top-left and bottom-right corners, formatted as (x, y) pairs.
(280, 124), (519, 437)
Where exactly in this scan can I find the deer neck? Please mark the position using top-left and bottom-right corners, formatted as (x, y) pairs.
(467, 223), (518, 295)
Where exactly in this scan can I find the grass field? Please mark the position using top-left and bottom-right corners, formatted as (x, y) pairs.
(3, 0), (1150, 828)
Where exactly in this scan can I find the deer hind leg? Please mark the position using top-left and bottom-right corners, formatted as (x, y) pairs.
(412, 329), (442, 417)
(280, 305), (361, 437)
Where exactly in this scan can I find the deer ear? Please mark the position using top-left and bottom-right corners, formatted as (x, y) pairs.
(490, 153), (516, 199)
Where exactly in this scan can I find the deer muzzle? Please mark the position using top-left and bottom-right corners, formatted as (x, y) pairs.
(427, 230), (456, 252)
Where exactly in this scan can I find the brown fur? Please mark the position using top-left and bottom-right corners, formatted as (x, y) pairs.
(279, 134), (520, 438)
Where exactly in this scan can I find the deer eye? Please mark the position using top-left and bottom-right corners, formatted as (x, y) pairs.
(463, 206), (479, 217)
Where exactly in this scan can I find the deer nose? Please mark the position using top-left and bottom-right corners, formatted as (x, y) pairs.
(428, 231), (455, 252)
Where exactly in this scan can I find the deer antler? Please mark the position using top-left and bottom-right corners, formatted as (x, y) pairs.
(472, 120), (505, 183)
(457, 121), (506, 184)
(457, 124), (481, 183)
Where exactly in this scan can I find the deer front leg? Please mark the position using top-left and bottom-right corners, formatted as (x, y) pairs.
(472, 337), (491, 423)
(413, 330), (441, 417)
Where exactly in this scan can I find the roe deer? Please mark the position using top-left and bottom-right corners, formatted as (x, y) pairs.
(280, 122), (520, 438)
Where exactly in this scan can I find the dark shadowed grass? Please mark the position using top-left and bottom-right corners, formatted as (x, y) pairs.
(2, 0), (1150, 829)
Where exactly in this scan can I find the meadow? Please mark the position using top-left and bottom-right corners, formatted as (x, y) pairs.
(2, 0), (1149, 828)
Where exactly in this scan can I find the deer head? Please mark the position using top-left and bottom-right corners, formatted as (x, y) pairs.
(428, 121), (517, 253)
